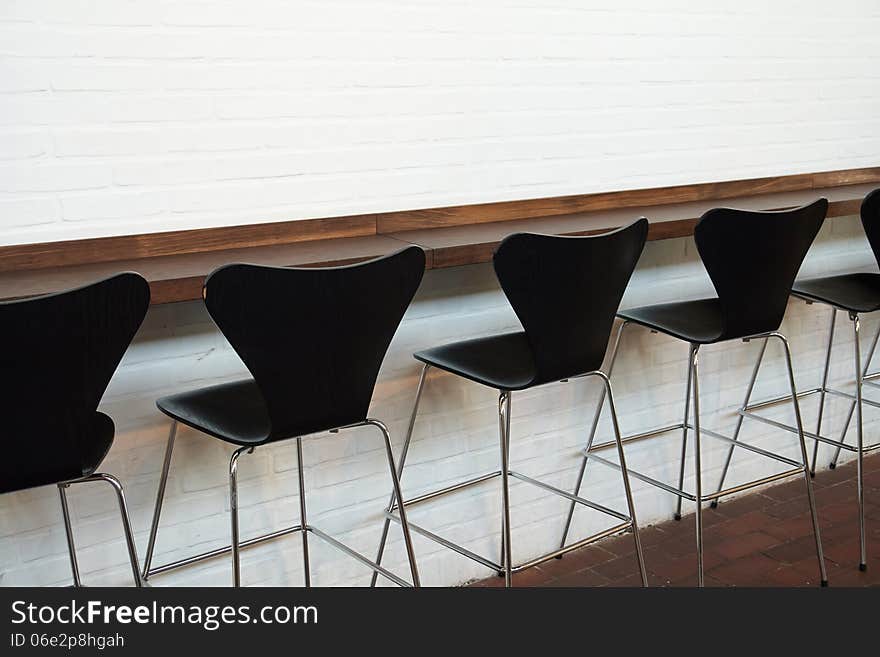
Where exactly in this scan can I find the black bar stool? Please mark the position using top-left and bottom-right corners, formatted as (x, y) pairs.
(372, 220), (649, 587)
(141, 247), (425, 587)
(739, 188), (880, 571)
(0, 273), (150, 587)
(561, 201), (830, 587)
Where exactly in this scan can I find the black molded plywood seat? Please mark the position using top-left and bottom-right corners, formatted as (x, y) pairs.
(157, 380), (269, 446)
(619, 199), (828, 342)
(617, 298), (724, 344)
(157, 246), (425, 444)
(792, 272), (880, 313)
(415, 219), (650, 390)
(145, 246), (425, 588)
(0, 272), (150, 587)
(791, 190), (880, 313)
(415, 332), (535, 390)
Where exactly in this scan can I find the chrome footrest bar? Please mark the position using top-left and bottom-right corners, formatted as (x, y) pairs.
(708, 467), (804, 501)
(385, 514), (503, 572)
(744, 387), (821, 413)
(508, 470), (630, 522)
(588, 417), (803, 495)
(387, 511), (633, 575)
(146, 523), (410, 586)
(145, 524), (304, 579)
(586, 452), (696, 501)
(683, 422), (802, 468)
(386, 465), (635, 575)
(823, 385), (880, 410)
(390, 470), (501, 512)
(513, 521), (632, 572)
(740, 409), (867, 452)
(588, 422), (684, 452)
(744, 383), (880, 445)
(307, 526), (411, 587)
(394, 469), (624, 521)
(588, 451), (805, 503)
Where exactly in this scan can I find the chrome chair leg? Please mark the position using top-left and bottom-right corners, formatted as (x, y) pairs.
(771, 332), (828, 585)
(228, 446), (251, 587)
(59, 474), (143, 587)
(712, 336), (769, 506)
(851, 314), (867, 571)
(371, 363), (429, 586)
(811, 309), (837, 475)
(674, 346), (694, 520)
(296, 437), (311, 587)
(498, 395), (511, 576)
(596, 371), (648, 586)
(560, 320), (628, 548)
(830, 316), (879, 469)
(58, 484), (82, 587)
(367, 419), (421, 587)
(100, 473), (144, 588)
(690, 344), (704, 587)
(142, 420), (177, 580)
(498, 391), (513, 587)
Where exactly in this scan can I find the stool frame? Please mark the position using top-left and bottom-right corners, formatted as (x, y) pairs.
(736, 299), (880, 571)
(560, 319), (828, 587)
(371, 362), (648, 588)
(141, 418), (420, 587)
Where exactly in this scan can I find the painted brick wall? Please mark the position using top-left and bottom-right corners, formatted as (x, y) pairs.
(1, 217), (877, 586)
(1, 1), (879, 245)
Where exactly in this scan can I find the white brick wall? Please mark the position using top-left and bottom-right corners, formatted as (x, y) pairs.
(1, 1), (879, 244)
(1, 217), (877, 587)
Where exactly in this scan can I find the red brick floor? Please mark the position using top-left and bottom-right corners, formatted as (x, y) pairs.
(471, 452), (880, 587)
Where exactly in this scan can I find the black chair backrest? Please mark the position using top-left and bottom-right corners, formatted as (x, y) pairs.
(695, 199), (827, 341)
(860, 188), (880, 266)
(0, 273), (150, 494)
(493, 218), (648, 386)
(204, 246), (425, 441)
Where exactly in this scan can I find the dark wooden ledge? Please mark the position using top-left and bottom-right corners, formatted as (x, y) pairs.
(0, 235), (409, 305)
(391, 183), (874, 269)
(0, 168), (876, 305)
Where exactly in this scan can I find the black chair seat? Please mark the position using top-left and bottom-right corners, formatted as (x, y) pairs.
(157, 380), (271, 446)
(618, 298), (725, 344)
(81, 412), (115, 477)
(792, 272), (880, 313)
(415, 332), (537, 390)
